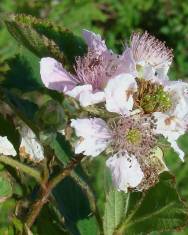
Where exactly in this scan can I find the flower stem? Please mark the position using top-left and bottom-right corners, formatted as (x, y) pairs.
(0, 155), (42, 182)
(25, 155), (84, 228)
(83, 106), (116, 119)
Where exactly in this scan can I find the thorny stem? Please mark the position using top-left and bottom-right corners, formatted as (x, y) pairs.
(25, 155), (84, 228)
(0, 155), (42, 182)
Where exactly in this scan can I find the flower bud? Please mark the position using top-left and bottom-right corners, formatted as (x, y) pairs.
(39, 130), (57, 145)
(36, 100), (66, 129)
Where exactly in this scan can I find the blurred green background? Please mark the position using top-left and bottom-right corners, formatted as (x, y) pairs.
(1, 0), (188, 80)
(0, 0), (188, 234)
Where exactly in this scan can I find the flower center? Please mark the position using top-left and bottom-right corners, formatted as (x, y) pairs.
(135, 79), (172, 113)
(110, 115), (156, 158)
(126, 128), (142, 145)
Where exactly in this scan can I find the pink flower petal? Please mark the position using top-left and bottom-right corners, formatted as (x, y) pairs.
(82, 29), (107, 54)
(40, 57), (77, 92)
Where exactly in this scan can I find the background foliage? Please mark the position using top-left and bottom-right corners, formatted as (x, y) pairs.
(0, 0), (188, 234)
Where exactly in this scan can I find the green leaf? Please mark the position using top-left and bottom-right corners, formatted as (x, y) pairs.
(0, 59), (9, 81)
(3, 49), (43, 91)
(12, 182), (23, 197)
(4, 14), (86, 65)
(49, 134), (100, 234)
(113, 173), (188, 235)
(0, 198), (16, 226)
(163, 133), (188, 200)
(53, 177), (99, 235)
(12, 217), (23, 233)
(77, 217), (99, 235)
(0, 225), (14, 235)
(86, 155), (112, 216)
(34, 205), (67, 235)
(103, 190), (126, 235)
(2, 89), (39, 133)
(50, 133), (73, 164)
(0, 163), (4, 171)
(0, 176), (12, 198)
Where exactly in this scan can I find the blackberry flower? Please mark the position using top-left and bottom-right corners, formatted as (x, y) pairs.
(123, 31), (173, 84)
(70, 113), (165, 192)
(40, 30), (127, 107)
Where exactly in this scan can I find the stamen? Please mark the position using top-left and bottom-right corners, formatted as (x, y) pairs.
(74, 49), (119, 90)
(109, 114), (156, 157)
(131, 31), (173, 67)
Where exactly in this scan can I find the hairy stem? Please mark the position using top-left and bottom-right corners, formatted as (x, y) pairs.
(0, 155), (41, 182)
(83, 106), (115, 119)
(25, 155), (84, 228)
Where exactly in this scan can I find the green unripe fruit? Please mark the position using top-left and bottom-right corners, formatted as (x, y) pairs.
(135, 79), (172, 113)
(126, 128), (142, 145)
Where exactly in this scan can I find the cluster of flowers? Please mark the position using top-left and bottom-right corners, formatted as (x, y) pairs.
(40, 30), (188, 192)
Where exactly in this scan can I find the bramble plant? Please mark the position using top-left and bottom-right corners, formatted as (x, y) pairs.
(0, 12), (188, 235)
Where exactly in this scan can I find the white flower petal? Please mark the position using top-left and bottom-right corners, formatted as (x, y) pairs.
(19, 126), (44, 162)
(40, 57), (76, 92)
(155, 66), (170, 81)
(168, 137), (185, 161)
(104, 73), (137, 115)
(67, 84), (105, 107)
(74, 137), (107, 157)
(0, 136), (16, 156)
(153, 112), (185, 161)
(154, 112), (185, 137)
(82, 30), (107, 54)
(106, 152), (144, 192)
(164, 81), (188, 120)
(143, 63), (169, 83)
(79, 91), (105, 107)
(71, 118), (112, 157)
(135, 62), (168, 85)
(141, 64), (169, 85)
